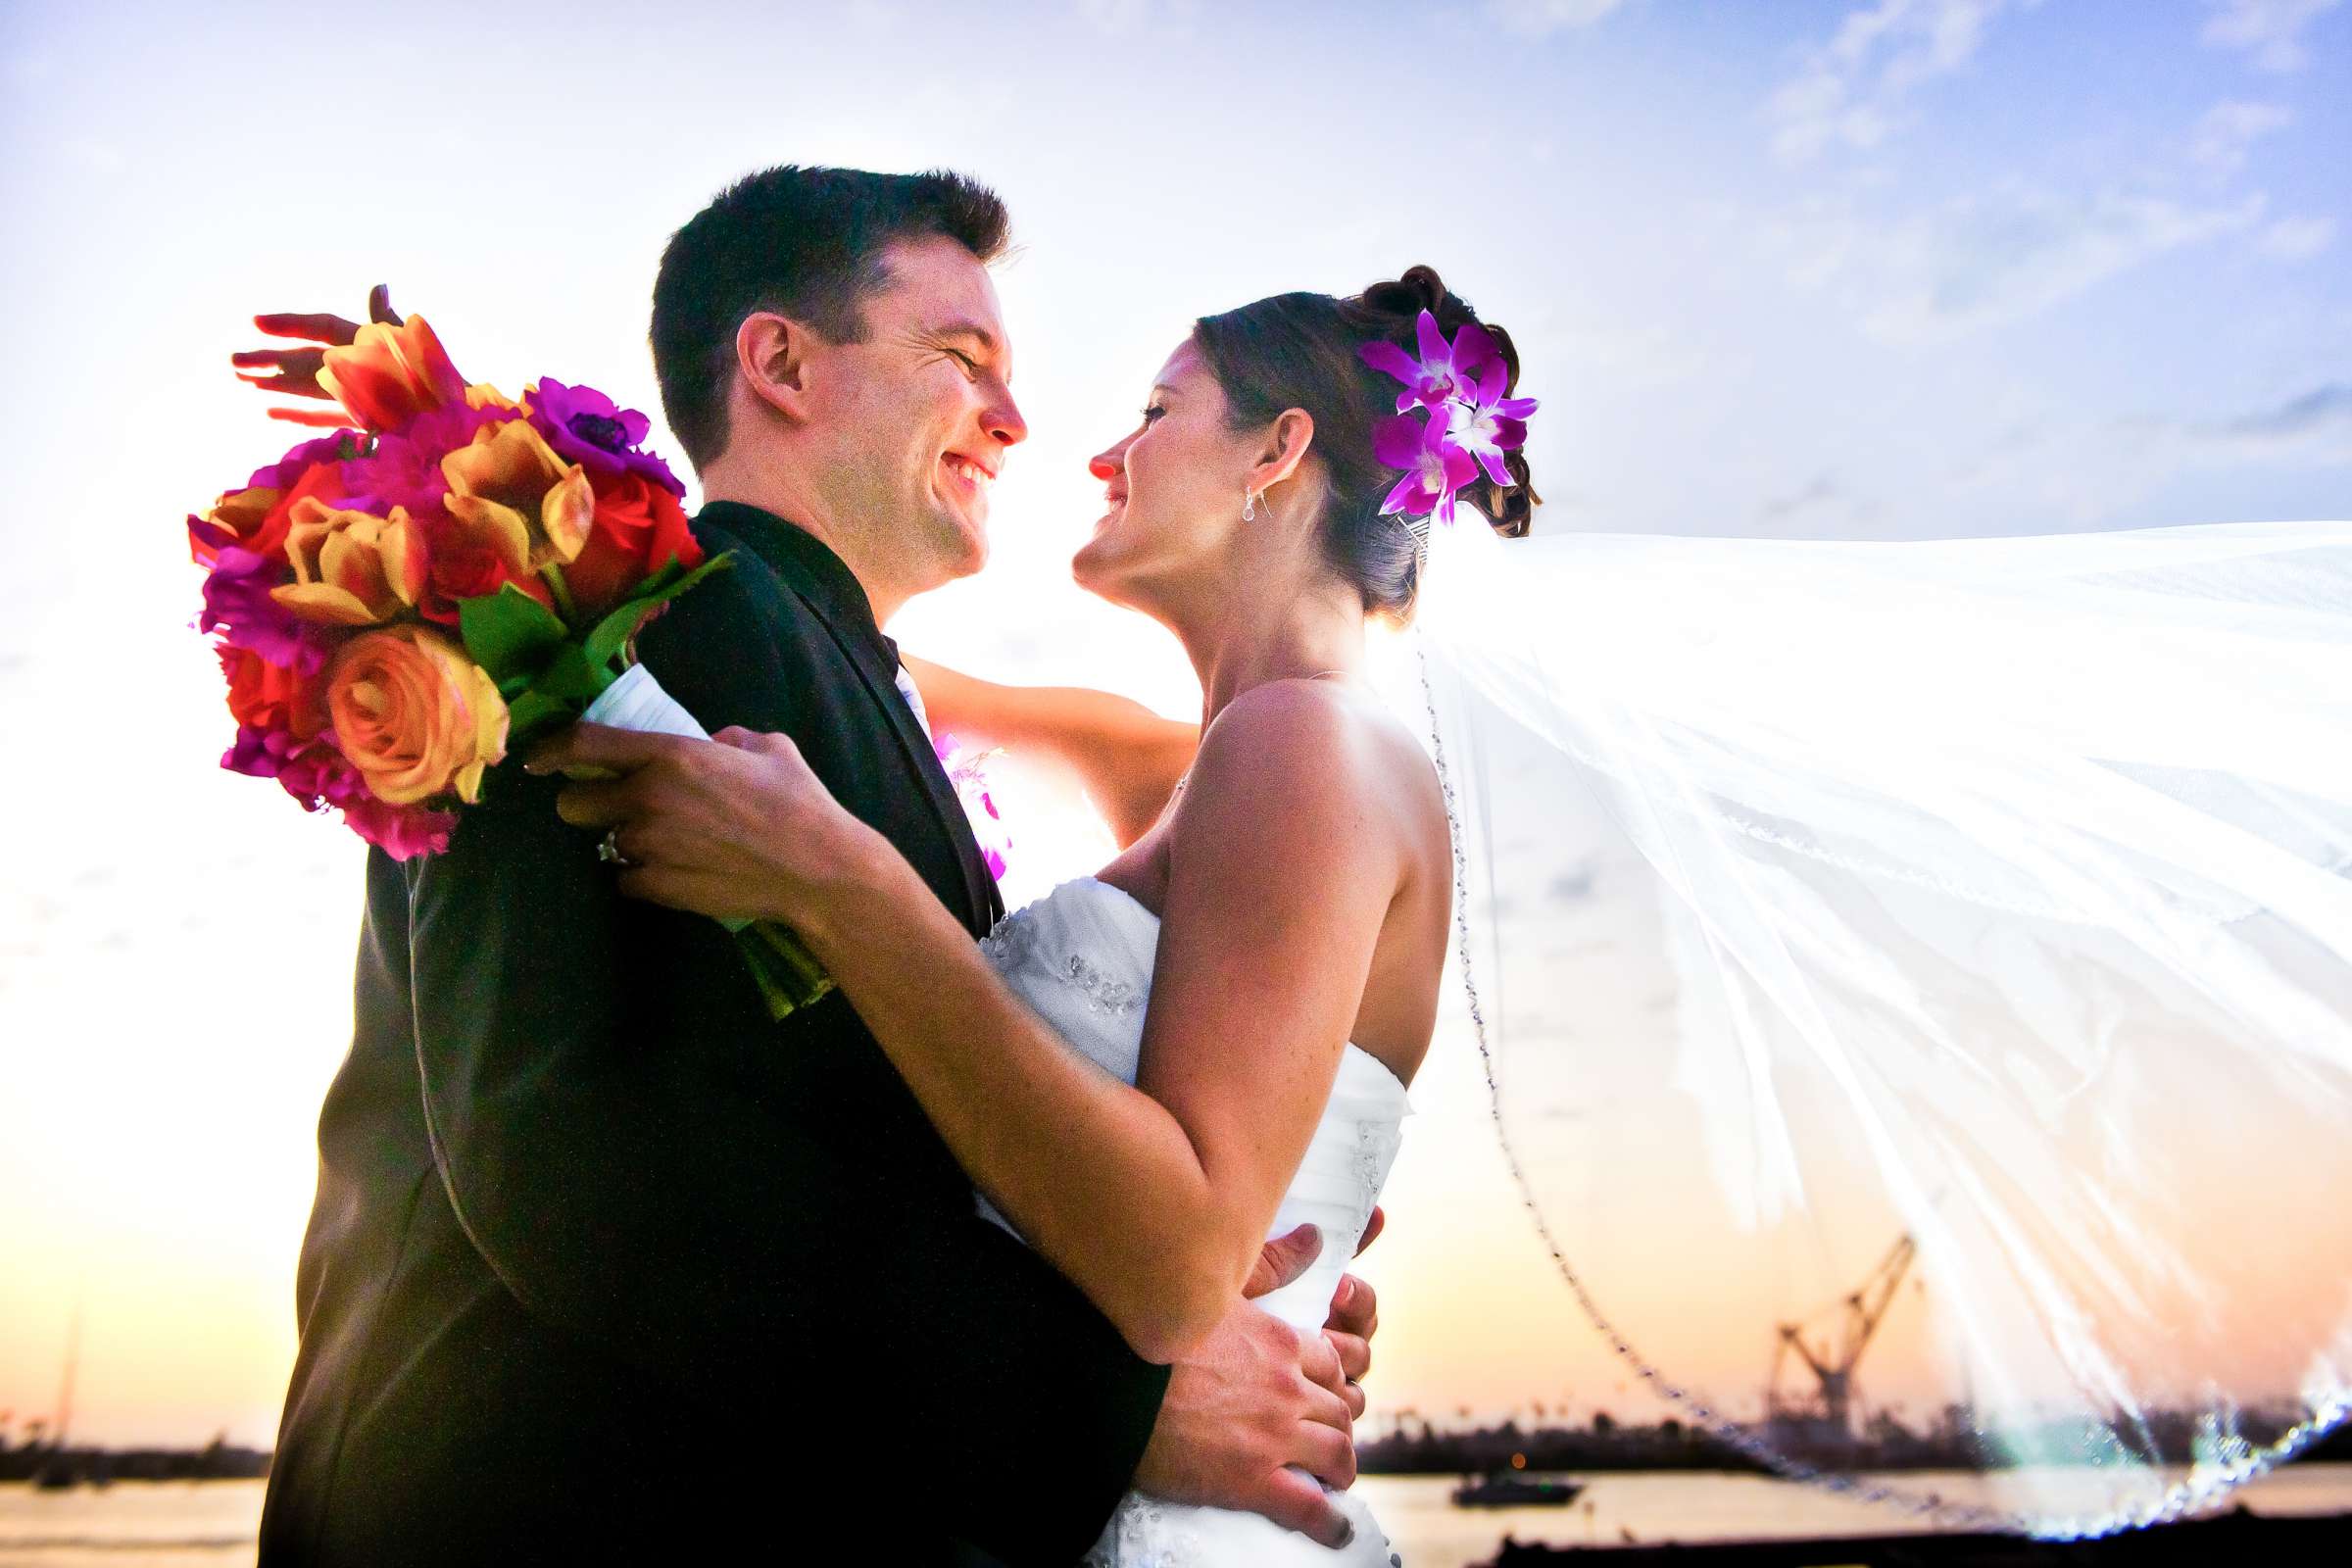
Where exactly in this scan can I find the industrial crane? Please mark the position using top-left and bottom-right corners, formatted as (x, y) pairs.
(1764, 1233), (1916, 1443)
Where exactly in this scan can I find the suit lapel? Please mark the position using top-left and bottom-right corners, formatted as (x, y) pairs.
(694, 503), (1003, 936)
(819, 608), (1004, 936)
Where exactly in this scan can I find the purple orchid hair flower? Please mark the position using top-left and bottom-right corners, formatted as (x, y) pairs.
(1358, 310), (1506, 415)
(527, 378), (687, 497)
(1447, 359), (1541, 487)
(1360, 305), (1538, 529)
(1372, 410), (1479, 529)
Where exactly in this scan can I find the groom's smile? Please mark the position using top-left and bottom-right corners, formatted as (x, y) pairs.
(939, 448), (1000, 514)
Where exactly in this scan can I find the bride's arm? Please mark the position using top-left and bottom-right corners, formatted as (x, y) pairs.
(531, 683), (1397, 1364)
(900, 655), (1199, 849)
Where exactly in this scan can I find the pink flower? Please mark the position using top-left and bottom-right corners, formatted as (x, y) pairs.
(1447, 359), (1539, 487)
(1358, 310), (1506, 416)
(1372, 410), (1479, 528)
(935, 731), (1012, 882)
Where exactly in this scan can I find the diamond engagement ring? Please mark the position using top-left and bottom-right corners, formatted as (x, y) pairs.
(597, 829), (632, 867)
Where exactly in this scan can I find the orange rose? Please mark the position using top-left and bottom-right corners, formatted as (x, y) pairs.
(272, 500), (427, 625)
(324, 624), (510, 807)
(440, 417), (595, 577)
(565, 470), (706, 615)
(318, 317), (468, 430)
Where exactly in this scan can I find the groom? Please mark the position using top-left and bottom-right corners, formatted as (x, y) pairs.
(254, 167), (1376, 1565)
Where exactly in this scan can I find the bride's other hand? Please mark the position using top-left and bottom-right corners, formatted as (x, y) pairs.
(1138, 1226), (1357, 1548)
(1321, 1208), (1383, 1420)
(529, 722), (886, 927)
(230, 283), (402, 425)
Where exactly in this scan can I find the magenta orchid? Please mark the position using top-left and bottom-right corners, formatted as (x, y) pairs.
(1359, 310), (1506, 415)
(935, 731), (1012, 882)
(1373, 411), (1479, 529)
(1359, 308), (1538, 531)
(1447, 358), (1540, 486)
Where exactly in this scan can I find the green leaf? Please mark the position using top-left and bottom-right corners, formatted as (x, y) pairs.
(501, 690), (571, 744)
(581, 594), (665, 674)
(529, 643), (613, 703)
(458, 584), (569, 683)
(580, 551), (738, 672)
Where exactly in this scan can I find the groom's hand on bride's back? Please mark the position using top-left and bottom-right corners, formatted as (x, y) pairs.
(1132, 1219), (1376, 1550)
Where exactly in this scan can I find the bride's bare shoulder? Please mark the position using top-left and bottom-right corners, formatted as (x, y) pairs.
(1185, 676), (1441, 841)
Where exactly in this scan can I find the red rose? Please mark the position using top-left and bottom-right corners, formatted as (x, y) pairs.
(565, 470), (704, 618)
(410, 504), (557, 627)
(195, 461), (343, 567)
(221, 645), (326, 742)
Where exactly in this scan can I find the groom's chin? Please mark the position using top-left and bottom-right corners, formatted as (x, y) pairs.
(939, 506), (991, 579)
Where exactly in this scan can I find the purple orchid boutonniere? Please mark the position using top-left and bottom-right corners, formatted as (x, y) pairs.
(934, 731), (1012, 882)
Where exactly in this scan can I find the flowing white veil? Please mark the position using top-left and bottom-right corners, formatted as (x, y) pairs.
(1384, 516), (2352, 1537)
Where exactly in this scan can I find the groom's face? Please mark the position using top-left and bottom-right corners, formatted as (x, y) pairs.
(807, 235), (1025, 591)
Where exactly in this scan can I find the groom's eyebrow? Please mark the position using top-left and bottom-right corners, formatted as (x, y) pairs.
(932, 319), (1000, 354)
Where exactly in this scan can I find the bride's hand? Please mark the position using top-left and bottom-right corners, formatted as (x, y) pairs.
(527, 722), (885, 927)
(230, 283), (403, 426)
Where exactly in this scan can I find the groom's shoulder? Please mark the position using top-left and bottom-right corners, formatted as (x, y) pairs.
(632, 519), (839, 734)
(646, 519), (824, 654)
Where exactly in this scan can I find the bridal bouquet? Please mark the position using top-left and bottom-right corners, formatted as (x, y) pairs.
(188, 315), (831, 1017)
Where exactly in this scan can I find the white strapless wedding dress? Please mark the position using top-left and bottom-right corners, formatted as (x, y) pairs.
(977, 877), (1410, 1567)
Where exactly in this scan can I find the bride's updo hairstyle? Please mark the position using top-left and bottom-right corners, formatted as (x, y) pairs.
(1192, 265), (1536, 618)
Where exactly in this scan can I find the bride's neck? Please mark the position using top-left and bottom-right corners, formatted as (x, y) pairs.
(1170, 569), (1368, 729)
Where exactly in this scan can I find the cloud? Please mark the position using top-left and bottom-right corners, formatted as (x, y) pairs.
(1770, 185), (2266, 344)
(2200, 0), (2343, 73)
(1753, 472), (1889, 538)
(2187, 100), (2292, 176)
(1767, 0), (2036, 165)
(2260, 216), (2339, 261)
(1484, 0), (1632, 35)
(1948, 384), (2352, 525)
(2195, 383), (2352, 462)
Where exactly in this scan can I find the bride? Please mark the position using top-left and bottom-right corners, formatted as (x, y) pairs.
(532, 268), (1502, 1564)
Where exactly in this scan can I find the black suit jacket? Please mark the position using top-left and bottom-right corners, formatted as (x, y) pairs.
(257, 503), (1169, 1566)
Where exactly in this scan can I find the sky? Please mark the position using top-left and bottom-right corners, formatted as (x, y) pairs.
(0, 0), (2347, 1449)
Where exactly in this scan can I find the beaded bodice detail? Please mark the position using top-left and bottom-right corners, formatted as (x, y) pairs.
(975, 877), (1412, 1336)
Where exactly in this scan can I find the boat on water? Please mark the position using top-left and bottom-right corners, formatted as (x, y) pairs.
(31, 1451), (97, 1491)
(1452, 1471), (1587, 1507)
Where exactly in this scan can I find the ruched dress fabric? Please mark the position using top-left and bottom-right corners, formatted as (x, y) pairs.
(977, 877), (1410, 1567)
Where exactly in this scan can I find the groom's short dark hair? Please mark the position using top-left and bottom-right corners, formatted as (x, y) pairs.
(650, 165), (1010, 469)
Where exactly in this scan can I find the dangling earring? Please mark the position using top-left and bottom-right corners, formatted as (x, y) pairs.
(1243, 484), (1257, 522)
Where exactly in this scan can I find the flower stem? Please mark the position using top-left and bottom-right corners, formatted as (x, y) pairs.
(540, 564), (578, 625)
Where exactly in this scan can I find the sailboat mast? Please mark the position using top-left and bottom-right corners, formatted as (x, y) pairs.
(53, 1303), (80, 1449)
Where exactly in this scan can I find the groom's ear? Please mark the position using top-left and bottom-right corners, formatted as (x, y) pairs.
(734, 312), (817, 424)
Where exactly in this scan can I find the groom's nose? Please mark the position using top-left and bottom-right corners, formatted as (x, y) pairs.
(985, 384), (1028, 449)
